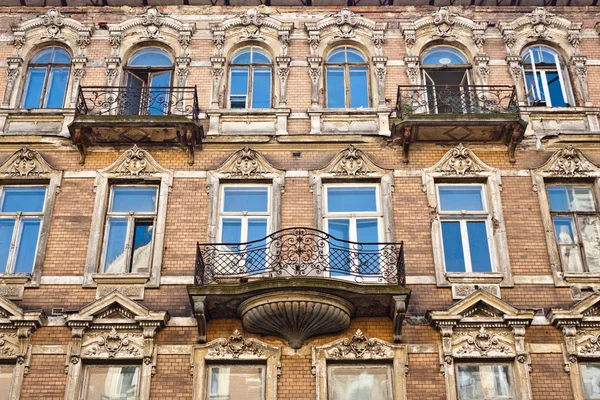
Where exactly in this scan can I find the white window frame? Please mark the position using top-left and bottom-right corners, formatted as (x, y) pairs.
(0, 185), (46, 275)
(99, 184), (159, 275)
(522, 46), (574, 107)
(206, 363), (267, 400)
(217, 184), (272, 245)
(80, 364), (142, 400)
(455, 362), (516, 400)
(436, 183), (496, 274)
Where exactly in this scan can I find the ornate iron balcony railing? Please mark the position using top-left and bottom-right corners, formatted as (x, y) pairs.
(396, 85), (518, 118)
(75, 86), (200, 122)
(194, 227), (405, 286)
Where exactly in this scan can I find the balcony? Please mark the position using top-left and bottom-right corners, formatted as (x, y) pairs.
(187, 227), (409, 348)
(68, 86), (203, 165)
(392, 85), (525, 163)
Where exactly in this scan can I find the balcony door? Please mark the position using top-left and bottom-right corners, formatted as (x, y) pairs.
(124, 48), (173, 116)
(421, 47), (471, 114)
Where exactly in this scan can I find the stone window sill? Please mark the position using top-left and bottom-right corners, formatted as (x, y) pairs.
(91, 273), (150, 285)
(0, 274), (31, 284)
(563, 273), (600, 284)
(445, 272), (504, 284)
(521, 106), (600, 114)
(207, 108), (291, 116)
(308, 107), (389, 116)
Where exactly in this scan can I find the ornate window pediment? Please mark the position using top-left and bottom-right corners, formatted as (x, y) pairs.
(424, 143), (496, 177)
(191, 330), (281, 400)
(310, 145), (390, 178)
(428, 291), (534, 400)
(84, 146), (173, 291)
(311, 329), (408, 400)
(533, 145), (600, 179)
(64, 291), (167, 400)
(210, 146), (284, 179)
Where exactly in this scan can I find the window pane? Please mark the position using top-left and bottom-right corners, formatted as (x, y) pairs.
(246, 218), (267, 274)
(457, 365), (511, 400)
(223, 187), (268, 213)
(31, 48), (54, 64)
(0, 365), (13, 400)
(252, 48), (271, 64)
(549, 185), (596, 212)
(128, 48), (172, 67)
(148, 71), (172, 115)
(546, 71), (567, 107)
(230, 68), (249, 108)
(346, 48), (366, 63)
(328, 219), (350, 275)
(0, 219), (15, 273)
(357, 219), (380, 275)
(103, 218), (128, 273)
(22, 68), (46, 108)
(438, 186), (485, 212)
(111, 187), (157, 213)
(13, 218), (41, 274)
(579, 216), (600, 273)
(349, 67), (368, 108)
(252, 68), (271, 108)
(329, 366), (392, 400)
(441, 221), (466, 272)
(327, 187), (377, 213)
(130, 219), (153, 274)
(554, 216), (584, 273)
(221, 218), (242, 244)
(1, 187), (46, 213)
(208, 365), (265, 400)
(51, 48), (71, 64)
(327, 48), (346, 63)
(524, 71), (539, 104)
(326, 67), (345, 108)
(423, 47), (468, 65)
(548, 186), (570, 211)
(44, 67), (69, 108)
(467, 221), (492, 273)
(581, 364), (600, 399)
(84, 366), (140, 400)
(231, 48), (252, 64)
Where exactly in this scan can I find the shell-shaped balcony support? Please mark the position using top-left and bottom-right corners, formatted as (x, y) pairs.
(239, 291), (354, 349)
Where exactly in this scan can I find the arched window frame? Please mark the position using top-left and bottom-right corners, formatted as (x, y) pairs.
(20, 46), (72, 109)
(227, 46), (273, 109)
(521, 45), (575, 107)
(420, 46), (471, 85)
(324, 46), (370, 109)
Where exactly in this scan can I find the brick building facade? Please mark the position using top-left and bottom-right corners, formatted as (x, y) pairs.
(0, 2), (599, 400)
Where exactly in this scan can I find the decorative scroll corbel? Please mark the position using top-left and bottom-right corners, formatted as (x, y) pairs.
(372, 56), (387, 107)
(72, 127), (92, 165)
(308, 57), (322, 107)
(179, 126), (197, 166)
(276, 57), (291, 107)
(390, 295), (407, 343)
(193, 296), (207, 343)
(2, 57), (22, 107)
(506, 124), (524, 164)
(397, 125), (412, 164)
(210, 57), (226, 109)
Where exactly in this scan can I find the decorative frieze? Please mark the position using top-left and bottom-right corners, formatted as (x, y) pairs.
(311, 145), (390, 178)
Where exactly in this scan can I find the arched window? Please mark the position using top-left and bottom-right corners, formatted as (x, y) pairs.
(229, 47), (272, 109)
(21, 47), (71, 109)
(325, 47), (369, 109)
(124, 48), (173, 115)
(421, 47), (471, 114)
(522, 45), (574, 107)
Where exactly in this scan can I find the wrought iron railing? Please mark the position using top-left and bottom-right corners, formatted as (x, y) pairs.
(396, 85), (518, 118)
(75, 86), (200, 122)
(194, 227), (405, 286)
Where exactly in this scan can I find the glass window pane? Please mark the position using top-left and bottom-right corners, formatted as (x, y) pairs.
(30, 48), (54, 64)
(51, 48), (71, 64)
(548, 186), (570, 211)
(0, 365), (13, 400)
(554, 216), (584, 273)
(231, 48), (252, 64)
(357, 219), (380, 275)
(571, 186), (596, 211)
(327, 187), (377, 213)
(103, 218), (128, 273)
(44, 67), (69, 108)
(1, 187), (46, 213)
(230, 68), (249, 108)
(223, 187), (268, 213)
(326, 67), (345, 108)
(208, 365), (265, 400)
(0, 219), (15, 273)
(349, 67), (368, 108)
(438, 185), (485, 212)
(84, 366), (140, 400)
(422, 47), (468, 65)
(130, 219), (153, 274)
(13, 218), (41, 274)
(457, 365), (511, 400)
(252, 48), (271, 64)
(148, 71), (172, 115)
(328, 219), (350, 275)
(441, 221), (466, 272)
(327, 48), (346, 63)
(328, 366), (392, 400)
(252, 68), (271, 108)
(524, 71), (539, 103)
(548, 185), (595, 212)
(246, 218), (267, 273)
(346, 48), (366, 63)
(111, 187), (157, 213)
(128, 48), (172, 67)
(579, 216), (600, 273)
(22, 68), (46, 109)
(467, 221), (492, 273)
(546, 71), (567, 107)
(581, 364), (600, 399)
(221, 218), (242, 244)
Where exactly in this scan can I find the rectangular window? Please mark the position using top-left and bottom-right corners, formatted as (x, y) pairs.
(457, 364), (513, 400)
(581, 364), (600, 399)
(0, 186), (46, 274)
(0, 365), (14, 400)
(219, 185), (270, 274)
(101, 186), (158, 274)
(323, 185), (382, 276)
(437, 184), (494, 273)
(82, 365), (140, 400)
(328, 365), (392, 400)
(207, 365), (265, 400)
(548, 185), (600, 273)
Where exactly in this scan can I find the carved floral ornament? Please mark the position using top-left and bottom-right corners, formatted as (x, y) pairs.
(426, 144), (493, 176)
(0, 295), (46, 364)
(533, 145), (600, 178)
(0, 146), (59, 178)
(212, 146), (284, 178)
(325, 329), (394, 360)
(101, 145), (173, 182)
(207, 330), (264, 359)
(311, 145), (390, 178)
